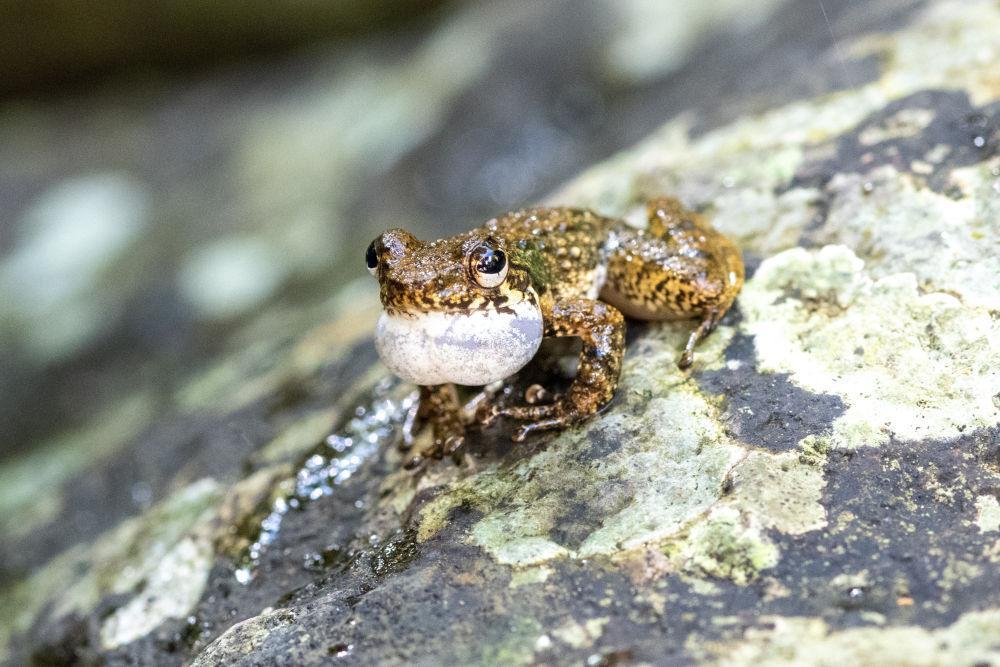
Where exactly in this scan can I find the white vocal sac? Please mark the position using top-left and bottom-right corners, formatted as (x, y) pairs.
(375, 302), (544, 386)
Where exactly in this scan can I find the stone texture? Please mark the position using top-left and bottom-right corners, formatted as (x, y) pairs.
(1, 0), (998, 665)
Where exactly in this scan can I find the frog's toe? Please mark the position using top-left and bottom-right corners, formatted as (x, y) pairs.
(524, 384), (554, 405)
(475, 402), (501, 426)
(403, 453), (426, 470)
(499, 404), (558, 421)
(511, 415), (574, 441)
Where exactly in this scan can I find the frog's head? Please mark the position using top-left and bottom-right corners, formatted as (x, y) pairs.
(366, 229), (544, 386)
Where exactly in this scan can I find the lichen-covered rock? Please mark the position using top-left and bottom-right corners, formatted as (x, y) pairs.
(2, 0), (999, 664)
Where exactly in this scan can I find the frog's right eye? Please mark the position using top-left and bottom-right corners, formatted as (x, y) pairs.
(365, 240), (379, 275)
(467, 240), (508, 288)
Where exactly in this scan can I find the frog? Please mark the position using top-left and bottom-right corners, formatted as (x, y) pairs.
(366, 197), (743, 468)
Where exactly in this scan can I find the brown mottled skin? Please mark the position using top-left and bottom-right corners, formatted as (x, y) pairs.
(367, 197), (744, 467)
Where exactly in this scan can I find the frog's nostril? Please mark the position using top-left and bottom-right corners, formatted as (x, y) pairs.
(381, 229), (421, 257)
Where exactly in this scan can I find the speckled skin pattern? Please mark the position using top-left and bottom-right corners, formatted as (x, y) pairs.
(368, 197), (744, 465)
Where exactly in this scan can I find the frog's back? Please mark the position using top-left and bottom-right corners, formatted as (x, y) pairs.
(482, 207), (614, 303)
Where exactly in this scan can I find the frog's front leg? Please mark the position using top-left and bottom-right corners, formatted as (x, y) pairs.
(405, 384), (465, 469)
(496, 299), (625, 441)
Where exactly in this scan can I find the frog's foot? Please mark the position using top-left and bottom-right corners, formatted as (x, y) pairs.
(524, 383), (553, 405)
(678, 308), (722, 370)
(498, 402), (615, 442)
(496, 299), (625, 442)
(474, 384), (550, 426)
(404, 428), (466, 470)
(499, 404), (571, 442)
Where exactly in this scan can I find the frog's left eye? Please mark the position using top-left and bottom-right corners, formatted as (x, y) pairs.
(468, 240), (508, 288)
(365, 240), (379, 276)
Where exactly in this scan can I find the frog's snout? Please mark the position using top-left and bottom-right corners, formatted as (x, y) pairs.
(374, 304), (543, 386)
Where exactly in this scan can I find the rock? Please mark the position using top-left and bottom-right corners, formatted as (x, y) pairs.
(2, 0), (999, 664)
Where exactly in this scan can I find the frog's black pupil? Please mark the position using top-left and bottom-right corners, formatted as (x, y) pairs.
(476, 247), (506, 274)
(365, 242), (378, 269)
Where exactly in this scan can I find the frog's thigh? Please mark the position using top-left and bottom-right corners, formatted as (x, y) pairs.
(503, 298), (624, 440)
(600, 235), (707, 321)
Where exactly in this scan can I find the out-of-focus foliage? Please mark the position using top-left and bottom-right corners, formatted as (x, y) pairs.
(0, 0), (450, 93)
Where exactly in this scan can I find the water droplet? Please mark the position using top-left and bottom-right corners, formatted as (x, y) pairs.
(234, 377), (417, 583)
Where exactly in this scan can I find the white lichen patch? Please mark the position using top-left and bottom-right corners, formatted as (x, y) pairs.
(975, 495), (1000, 533)
(471, 529), (570, 567)
(54, 479), (221, 621)
(551, 616), (609, 649)
(0, 479), (221, 662)
(741, 245), (1000, 448)
(0, 173), (152, 361)
(600, 0), (786, 84)
(698, 609), (1000, 666)
(574, 389), (745, 558)
(724, 451), (827, 535)
(100, 531), (214, 649)
(856, 107), (935, 146)
(177, 236), (291, 320)
(816, 165), (1000, 311)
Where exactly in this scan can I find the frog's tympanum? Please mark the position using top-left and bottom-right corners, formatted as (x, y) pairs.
(366, 197), (743, 467)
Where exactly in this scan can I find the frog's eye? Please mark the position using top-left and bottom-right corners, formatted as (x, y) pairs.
(468, 240), (508, 288)
(365, 240), (379, 276)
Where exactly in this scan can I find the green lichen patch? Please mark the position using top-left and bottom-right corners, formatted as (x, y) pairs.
(811, 161), (1000, 310)
(190, 608), (300, 667)
(724, 451), (827, 535)
(741, 245), (1000, 449)
(681, 506), (779, 585)
(1, 479), (221, 662)
(698, 609), (1000, 666)
(416, 325), (745, 567)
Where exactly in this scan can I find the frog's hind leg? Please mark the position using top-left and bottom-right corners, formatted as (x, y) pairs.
(484, 298), (625, 442)
(405, 384), (466, 469)
(600, 197), (744, 369)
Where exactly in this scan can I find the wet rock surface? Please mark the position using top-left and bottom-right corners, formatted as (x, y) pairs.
(2, 0), (1000, 664)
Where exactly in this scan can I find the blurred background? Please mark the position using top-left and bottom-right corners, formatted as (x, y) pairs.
(0, 0), (914, 470)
